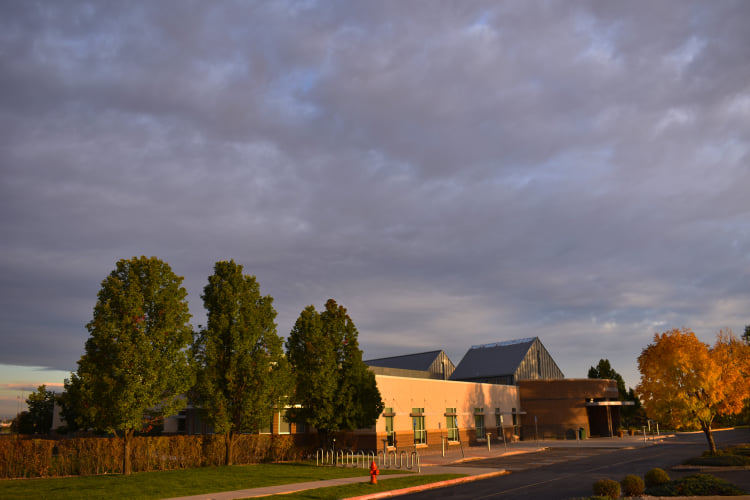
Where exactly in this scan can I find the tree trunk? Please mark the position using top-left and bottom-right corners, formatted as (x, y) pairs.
(123, 429), (134, 475)
(700, 421), (717, 454)
(225, 431), (235, 466)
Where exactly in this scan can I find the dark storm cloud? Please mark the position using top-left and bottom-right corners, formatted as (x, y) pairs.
(1, 0), (749, 387)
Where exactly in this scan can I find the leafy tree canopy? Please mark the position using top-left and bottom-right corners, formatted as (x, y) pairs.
(72, 256), (194, 473)
(286, 299), (384, 445)
(192, 260), (292, 465)
(588, 359), (627, 400)
(636, 327), (750, 453)
(24, 384), (56, 434)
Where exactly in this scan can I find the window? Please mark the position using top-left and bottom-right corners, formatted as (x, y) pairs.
(495, 408), (503, 429)
(295, 419), (307, 434)
(474, 408), (485, 438)
(445, 408), (458, 441)
(412, 408), (426, 445)
(384, 407), (395, 447)
(177, 410), (186, 434)
(278, 409), (291, 434)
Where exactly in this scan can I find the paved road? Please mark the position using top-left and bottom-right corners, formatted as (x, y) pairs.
(398, 428), (750, 500)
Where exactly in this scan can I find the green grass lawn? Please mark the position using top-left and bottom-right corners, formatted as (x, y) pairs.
(1, 462), (440, 500)
(266, 474), (466, 500)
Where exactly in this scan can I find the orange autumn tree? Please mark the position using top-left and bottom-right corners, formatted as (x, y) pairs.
(636, 328), (750, 453)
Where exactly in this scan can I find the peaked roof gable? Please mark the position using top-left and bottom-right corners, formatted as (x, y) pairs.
(450, 337), (537, 381)
(364, 350), (446, 371)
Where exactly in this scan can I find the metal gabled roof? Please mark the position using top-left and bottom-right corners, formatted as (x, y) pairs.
(364, 350), (446, 371)
(450, 337), (537, 381)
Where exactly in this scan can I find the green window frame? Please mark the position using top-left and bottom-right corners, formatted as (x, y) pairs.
(445, 408), (458, 441)
(474, 408), (485, 437)
(384, 407), (395, 447)
(412, 408), (426, 445)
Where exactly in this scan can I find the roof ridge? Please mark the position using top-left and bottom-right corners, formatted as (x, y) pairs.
(364, 349), (442, 362)
(469, 337), (537, 350)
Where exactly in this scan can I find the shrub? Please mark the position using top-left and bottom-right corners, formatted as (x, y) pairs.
(685, 453), (750, 466)
(620, 474), (644, 497)
(646, 473), (747, 497)
(592, 478), (621, 499)
(644, 467), (670, 487)
(684, 445), (750, 466)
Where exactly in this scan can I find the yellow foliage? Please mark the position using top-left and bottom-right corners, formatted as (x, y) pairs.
(636, 328), (750, 431)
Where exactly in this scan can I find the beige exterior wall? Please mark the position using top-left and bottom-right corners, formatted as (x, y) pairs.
(373, 374), (520, 450)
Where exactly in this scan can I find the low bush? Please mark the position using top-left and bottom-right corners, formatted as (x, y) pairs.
(620, 474), (644, 497)
(644, 467), (670, 487)
(646, 473), (747, 497)
(592, 478), (621, 499)
(685, 453), (750, 466)
(684, 445), (750, 466)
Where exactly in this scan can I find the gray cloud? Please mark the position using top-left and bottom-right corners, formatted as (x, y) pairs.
(1, 0), (749, 388)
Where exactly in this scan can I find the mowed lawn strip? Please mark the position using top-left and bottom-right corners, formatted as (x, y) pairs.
(265, 474), (466, 500)
(1, 462), (418, 500)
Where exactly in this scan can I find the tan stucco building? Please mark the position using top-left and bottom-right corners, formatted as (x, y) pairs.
(361, 374), (520, 450)
(168, 337), (626, 451)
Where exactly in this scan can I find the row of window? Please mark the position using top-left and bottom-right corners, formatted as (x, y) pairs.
(384, 407), (519, 446)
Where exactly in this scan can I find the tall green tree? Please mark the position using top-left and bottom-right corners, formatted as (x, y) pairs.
(286, 299), (383, 446)
(588, 358), (643, 426)
(25, 384), (56, 434)
(58, 377), (85, 433)
(743, 325), (750, 346)
(588, 359), (627, 399)
(71, 256), (194, 474)
(192, 260), (291, 465)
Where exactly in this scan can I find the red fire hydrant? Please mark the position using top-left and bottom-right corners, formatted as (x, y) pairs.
(369, 460), (379, 484)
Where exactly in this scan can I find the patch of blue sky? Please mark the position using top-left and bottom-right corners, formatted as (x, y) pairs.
(465, 8), (499, 40)
(663, 35), (706, 74)
(196, 57), (250, 88)
(362, 149), (417, 183)
(469, 9), (494, 30)
(494, 146), (615, 193)
(262, 68), (323, 121)
(573, 12), (622, 68)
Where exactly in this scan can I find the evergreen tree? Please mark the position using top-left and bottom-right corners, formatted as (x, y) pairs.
(71, 256), (194, 474)
(192, 260), (291, 465)
(588, 358), (643, 426)
(588, 359), (627, 399)
(25, 385), (55, 434)
(286, 299), (383, 446)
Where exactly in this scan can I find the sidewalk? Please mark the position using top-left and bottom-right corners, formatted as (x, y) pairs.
(161, 435), (667, 500)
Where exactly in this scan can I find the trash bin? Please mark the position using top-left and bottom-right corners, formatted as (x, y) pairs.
(578, 427), (586, 440)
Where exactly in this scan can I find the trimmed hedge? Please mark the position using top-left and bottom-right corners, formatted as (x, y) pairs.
(646, 473), (747, 497)
(644, 467), (670, 487)
(684, 446), (750, 466)
(592, 478), (621, 499)
(0, 434), (298, 478)
(620, 474), (644, 497)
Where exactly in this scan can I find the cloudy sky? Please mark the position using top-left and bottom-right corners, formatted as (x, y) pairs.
(2, 1), (749, 418)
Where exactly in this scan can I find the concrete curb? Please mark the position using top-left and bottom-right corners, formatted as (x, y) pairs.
(342, 471), (508, 500)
